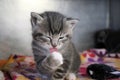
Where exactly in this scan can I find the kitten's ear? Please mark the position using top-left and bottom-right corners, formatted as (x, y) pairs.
(31, 12), (43, 27)
(66, 18), (79, 30)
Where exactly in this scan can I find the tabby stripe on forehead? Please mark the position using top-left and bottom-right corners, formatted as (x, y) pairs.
(58, 17), (63, 34)
(58, 15), (63, 34)
(46, 13), (53, 34)
(46, 12), (64, 35)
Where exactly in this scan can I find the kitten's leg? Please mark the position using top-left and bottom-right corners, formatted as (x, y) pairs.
(51, 67), (65, 80)
(51, 60), (70, 80)
(65, 73), (76, 80)
(42, 52), (63, 71)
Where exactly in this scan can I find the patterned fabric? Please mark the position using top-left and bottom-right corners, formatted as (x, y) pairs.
(79, 49), (120, 79)
(0, 49), (120, 80)
(0, 55), (41, 80)
(80, 49), (105, 64)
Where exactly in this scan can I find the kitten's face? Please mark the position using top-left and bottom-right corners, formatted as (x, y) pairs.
(31, 12), (78, 50)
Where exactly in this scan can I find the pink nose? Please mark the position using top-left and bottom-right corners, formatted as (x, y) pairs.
(52, 43), (57, 48)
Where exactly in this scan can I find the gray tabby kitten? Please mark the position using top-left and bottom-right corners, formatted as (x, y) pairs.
(31, 11), (80, 80)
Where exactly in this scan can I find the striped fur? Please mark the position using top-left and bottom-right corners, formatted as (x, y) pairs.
(41, 11), (64, 34)
(31, 11), (80, 80)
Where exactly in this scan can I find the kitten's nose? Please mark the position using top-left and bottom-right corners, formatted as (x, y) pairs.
(52, 43), (57, 48)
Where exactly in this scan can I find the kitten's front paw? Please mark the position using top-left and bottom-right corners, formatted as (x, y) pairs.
(45, 52), (63, 70)
(65, 73), (76, 80)
(51, 52), (63, 65)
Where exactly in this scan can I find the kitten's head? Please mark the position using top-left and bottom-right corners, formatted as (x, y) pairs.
(31, 11), (79, 50)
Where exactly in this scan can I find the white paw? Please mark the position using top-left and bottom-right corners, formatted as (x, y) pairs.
(51, 52), (63, 65)
(66, 73), (76, 80)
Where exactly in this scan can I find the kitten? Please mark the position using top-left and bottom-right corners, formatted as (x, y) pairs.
(31, 11), (80, 80)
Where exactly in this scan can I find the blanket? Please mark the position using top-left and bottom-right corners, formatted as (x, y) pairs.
(0, 49), (120, 80)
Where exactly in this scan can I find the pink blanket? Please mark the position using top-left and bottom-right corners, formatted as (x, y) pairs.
(0, 49), (120, 80)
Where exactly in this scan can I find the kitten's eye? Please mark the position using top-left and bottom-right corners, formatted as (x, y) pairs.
(36, 33), (43, 37)
(35, 33), (42, 39)
(33, 33), (50, 42)
(59, 37), (64, 39)
(46, 36), (51, 40)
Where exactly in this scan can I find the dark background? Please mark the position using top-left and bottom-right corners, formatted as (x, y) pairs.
(0, 0), (120, 59)
(110, 0), (120, 30)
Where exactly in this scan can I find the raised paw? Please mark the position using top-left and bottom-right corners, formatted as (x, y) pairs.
(51, 51), (63, 65)
(65, 73), (76, 80)
(46, 52), (63, 70)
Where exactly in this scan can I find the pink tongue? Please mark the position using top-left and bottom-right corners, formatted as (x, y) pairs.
(50, 48), (58, 53)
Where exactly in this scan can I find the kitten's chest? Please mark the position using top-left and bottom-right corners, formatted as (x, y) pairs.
(59, 45), (73, 59)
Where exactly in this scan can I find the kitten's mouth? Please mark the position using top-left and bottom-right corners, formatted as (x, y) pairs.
(50, 48), (58, 53)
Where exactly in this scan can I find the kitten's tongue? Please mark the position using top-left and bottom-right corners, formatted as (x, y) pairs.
(50, 48), (58, 53)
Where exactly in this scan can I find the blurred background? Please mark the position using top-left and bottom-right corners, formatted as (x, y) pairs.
(0, 0), (120, 59)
